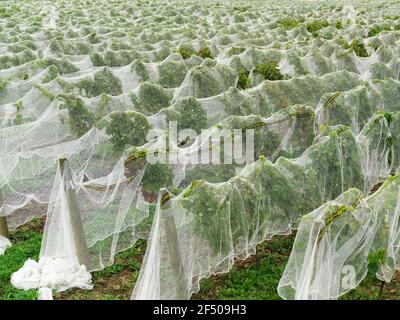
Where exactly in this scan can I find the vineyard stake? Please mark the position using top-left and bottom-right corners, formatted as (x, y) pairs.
(0, 190), (10, 239)
(161, 190), (187, 299)
(59, 158), (91, 269)
(378, 280), (385, 300)
(0, 217), (9, 239)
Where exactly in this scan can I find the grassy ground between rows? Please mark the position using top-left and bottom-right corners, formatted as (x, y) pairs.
(0, 217), (399, 300)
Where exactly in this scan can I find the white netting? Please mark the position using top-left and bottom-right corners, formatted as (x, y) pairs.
(132, 118), (399, 299)
(9, 101), (317, 293)
(1, 0), (400, 301)
(0, 235), (11, 255)
(10, 156), (149, 293)
(278, 170), (400, 300)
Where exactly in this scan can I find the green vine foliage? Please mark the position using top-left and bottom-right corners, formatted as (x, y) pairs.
(274, 105), (316, 159)
(0, 48), (36, 69)
(14, 100), (23, 125)
(309, 126), (365, 198)
(178, 46), (195, 60)
(131, 59), (150, 82)
(94, 93), (112, 119)
(182, 164), (237, 186)
(142, 163), (173, 194)
(41, 65), (59, 84)
(305, 19), (330, 36)
(178, 124), (363, 255)
(180, 180), (233, 254)
(278, 17), (298, 30)
(344, 39), (369, 57)
(158, 60), (188, 88)
(388, 114), (400, 169)
(58, 94), (96, 137)
(104, 111), (151, 151)
(317, 83), (380, 131)
(368, 23), (391, 37)
(196, 47), (213, 59)
(165, 96), (207, 133)
(76, 67), (122, 98)
(44, 57), (79, 74)
(49, 39), (90, 55)
(132, 82), (173, 115)
(286, 52), (309, 75)
(186, 63), (237, 98)
(90, 50), (140, 67)
(0, 78), (8, 94)
(227, 46), (246, 56)
(178, 45), (213, 60)
(368, 248), (387, 275)
(237, 67), (251, 90)
(218, 87), (255, 117)
(364, 111), (400, 170)
(33, 84), (55, 101)
(180, 157), (300, 254)
(259, 70), (360, 114)
(253, 61), (283, 81)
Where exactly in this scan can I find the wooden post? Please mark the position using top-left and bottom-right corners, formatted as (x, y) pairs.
(0, 218), (9, 239)
(161, 190), (187, 299)
(59, 158), (90, 269)
(378, 280), (386, 300)
(0, 190), (10, 239)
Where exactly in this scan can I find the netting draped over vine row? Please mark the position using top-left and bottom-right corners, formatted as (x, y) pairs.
(9, 101), (316, 293)
(1, 70), (364, 230)
(3, 71), (399, 231)
(279, 170), (400, 300)
(11, 157), (148, 291)
(132, 118), (400, 299)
